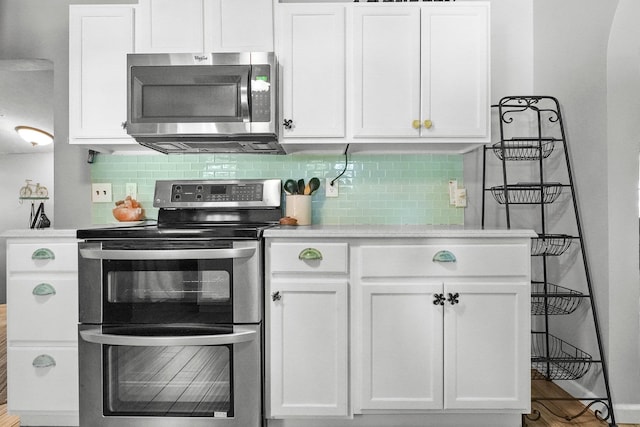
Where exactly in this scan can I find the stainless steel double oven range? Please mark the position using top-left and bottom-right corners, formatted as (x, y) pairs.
(77, 179), (281, 427)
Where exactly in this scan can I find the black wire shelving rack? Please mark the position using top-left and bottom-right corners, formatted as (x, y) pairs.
(481, 96), (616, 426)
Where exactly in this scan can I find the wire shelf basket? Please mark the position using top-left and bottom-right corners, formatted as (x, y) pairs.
(531, 331), (593, 380)
(491, 182), (563, 205)
(531, 234), (573, 256)
(491, 138), (557, 161)
(531, 282), (584, 315)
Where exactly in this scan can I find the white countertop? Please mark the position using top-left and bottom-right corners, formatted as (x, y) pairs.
(1, 228), (77, 238)
(263, 224), (536, 239)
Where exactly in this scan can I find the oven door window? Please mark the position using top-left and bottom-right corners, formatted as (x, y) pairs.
(103, 326), (233, 418)
(104, 258), (232, 324)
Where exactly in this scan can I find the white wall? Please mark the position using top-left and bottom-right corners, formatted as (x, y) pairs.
(0, 152), (54, 303)
(606, 0), (640, 419)
(463, 0), (534, 228)
(0, 0), (135, 231)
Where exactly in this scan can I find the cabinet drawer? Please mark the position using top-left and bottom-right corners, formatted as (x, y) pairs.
(8, 278), (78, 343)
(270, 242), (348, 274)
(8, 346), (79, 412)
(8, 242), (78, 272)
(359, 244), (529, 278)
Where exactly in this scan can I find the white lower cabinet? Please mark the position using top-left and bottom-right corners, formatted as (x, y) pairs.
(265, 234), (531, 424)
(360, 282), (444, 410)
(7, 347), (79, 412)
(268, 280), (349, 417)
(5, 234), (79, 426)
(266, 241), (350, 417)
(355, 242), (530, 413)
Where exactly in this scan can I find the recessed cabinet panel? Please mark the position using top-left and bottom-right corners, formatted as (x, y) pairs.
(69, 6), (134, 143)
(278, 4), (346, 138)
(443, 282), (529, 409)
(269, 280), (349, 417)
(421, 6), (489, 138)
(360, 283), (443, 410)
(208, 0), (273, 52)
(136, 0), (205, 52)
(352, 7), (421, 138)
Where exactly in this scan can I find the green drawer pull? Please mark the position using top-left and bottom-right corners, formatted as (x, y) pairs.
(32, 283), (56, 296)
(298, 248), (323, 261)
(31, 248), (55, 260)
(433, 250), (457, 263)
(32, 354), (56, 368)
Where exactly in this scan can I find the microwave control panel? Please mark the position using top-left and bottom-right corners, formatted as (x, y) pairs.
(251, 64), (271, 123)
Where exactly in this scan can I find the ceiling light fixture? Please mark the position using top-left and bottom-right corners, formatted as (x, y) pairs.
(15, 125), (54, 147)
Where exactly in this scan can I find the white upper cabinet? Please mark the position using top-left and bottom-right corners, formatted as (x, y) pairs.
(135, 0), (273, 53)
(277, 4), (346, 140)
(421, 5), (490, 139)
(69, 5), (135, 148)
(207, 0), (274, 52)
(278, 2), (490, 153)
(352, 6), (421, 138)
(351, 3), (490, 146)
(135, 0), (205, 53)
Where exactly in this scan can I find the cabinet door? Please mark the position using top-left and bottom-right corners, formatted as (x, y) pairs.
(69, 5), (134, 143)
(443, 281), (530, 410)
(269, 280), (349, 417)
(135, 0), (205, 52)
(278, 4), (346, 138)
(420, 5), (489, 138)
(360, 283), (443, 410)
(205, 0), (273, 52)
(352, 6), (421, 138)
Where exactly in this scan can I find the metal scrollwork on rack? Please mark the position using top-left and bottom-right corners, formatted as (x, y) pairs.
(496, 96), (560, 124)
(524, 399), (613, 425)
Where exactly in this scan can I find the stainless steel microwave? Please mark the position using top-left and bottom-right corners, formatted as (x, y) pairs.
(126, 52), (282, 154)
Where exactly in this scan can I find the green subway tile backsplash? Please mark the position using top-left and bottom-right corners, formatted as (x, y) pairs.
(90, 153), (464, 225)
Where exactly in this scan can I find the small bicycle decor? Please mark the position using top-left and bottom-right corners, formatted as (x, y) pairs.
(19, 179), (48, 198)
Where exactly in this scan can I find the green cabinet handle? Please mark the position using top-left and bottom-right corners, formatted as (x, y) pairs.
(32, 354), (56, 368)
(298, 247), (323, 261)
(433, 250), (457, 263)
(31, 248), (55, 260)
(32, 283), (56, 296)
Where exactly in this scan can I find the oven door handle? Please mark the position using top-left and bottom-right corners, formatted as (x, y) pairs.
(79, 247), (255, 260)
(79, 327), (257, 347)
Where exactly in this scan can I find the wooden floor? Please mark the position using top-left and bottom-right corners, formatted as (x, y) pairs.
(0, 305), (19, 426)
(526, 377), (639, 427)
(0, 304), (637, 427)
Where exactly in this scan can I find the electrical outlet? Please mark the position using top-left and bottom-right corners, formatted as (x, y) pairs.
(125, 183), (137, 200)
(455, 188), (467, 208)
(91, 183), (112, 203)
(326, 178), (339, 198)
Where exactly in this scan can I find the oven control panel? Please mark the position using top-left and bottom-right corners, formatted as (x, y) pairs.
(153, 179), (281, 208)
(172, 183), (262, 202)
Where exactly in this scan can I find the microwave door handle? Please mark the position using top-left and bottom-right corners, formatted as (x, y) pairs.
(240, 69), (250, 122)
(80, 327), (257, 347)
(79, 247), (255, 260)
